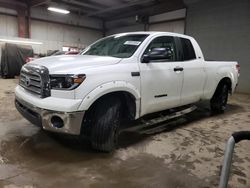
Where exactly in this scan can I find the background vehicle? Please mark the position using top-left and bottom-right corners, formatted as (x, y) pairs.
(65, 51), (79, 55)
(51, 50), (79, 56)
(15, 32), (239, 151)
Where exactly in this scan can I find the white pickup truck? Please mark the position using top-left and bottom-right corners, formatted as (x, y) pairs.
(15, 32), (239, 151)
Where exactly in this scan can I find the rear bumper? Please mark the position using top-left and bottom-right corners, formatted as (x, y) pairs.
(15, 97), (85, 135)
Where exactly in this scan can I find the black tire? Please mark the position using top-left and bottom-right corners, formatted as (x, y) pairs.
(210, 84), (229, 114)
(90, 96), (122, 152)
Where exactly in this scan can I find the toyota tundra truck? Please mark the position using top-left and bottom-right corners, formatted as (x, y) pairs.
(15, 32), (239, 151)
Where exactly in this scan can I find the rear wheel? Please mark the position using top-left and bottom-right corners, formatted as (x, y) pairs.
(210, 84), (229, 114)
(86, 96), (122, 152)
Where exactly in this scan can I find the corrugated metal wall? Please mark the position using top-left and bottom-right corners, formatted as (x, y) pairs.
(149, 20), (185, 34)
(0, 14), (18, 37)
(0, 14), (102, 54)
(30, 20), (102, 54)
(106, 9), (186, 35)
(106, 24), (145, 36)
(185, 0), (250, 93)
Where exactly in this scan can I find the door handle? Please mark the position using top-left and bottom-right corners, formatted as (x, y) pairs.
(174, 67), (184, 72)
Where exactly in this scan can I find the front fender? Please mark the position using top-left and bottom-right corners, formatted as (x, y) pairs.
(77, 81), (141, 118)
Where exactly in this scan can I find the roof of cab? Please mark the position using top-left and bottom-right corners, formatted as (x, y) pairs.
(110, 31), (193, 40)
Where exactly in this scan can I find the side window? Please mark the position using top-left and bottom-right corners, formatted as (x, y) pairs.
(143, 36), (177, 62)
(180, 38), (196, 61)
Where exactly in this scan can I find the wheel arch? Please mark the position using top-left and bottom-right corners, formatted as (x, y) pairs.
(213, 77), (232, 97)
(78, 81), (141, 120)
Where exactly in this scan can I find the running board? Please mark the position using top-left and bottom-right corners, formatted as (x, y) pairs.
(124, 105), (197, 132)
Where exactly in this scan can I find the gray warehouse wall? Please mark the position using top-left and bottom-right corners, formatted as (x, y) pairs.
(106, 16), (145, 36)
(0, 14), (18, 37)
(185, 0), (250, 93)
(106, 9), (186, 36)
(106, 24), (145, 36)
(0, 7), (103, 54)
(30, 20), (102, 54)
(149, 20), (185, 34)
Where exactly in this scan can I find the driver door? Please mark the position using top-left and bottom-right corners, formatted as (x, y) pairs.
(139, 36), (184, 116)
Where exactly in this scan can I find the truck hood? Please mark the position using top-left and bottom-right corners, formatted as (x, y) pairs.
(29, 55), (122, 74)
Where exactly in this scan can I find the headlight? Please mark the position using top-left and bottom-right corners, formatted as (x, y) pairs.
(50, 74), (86, 90)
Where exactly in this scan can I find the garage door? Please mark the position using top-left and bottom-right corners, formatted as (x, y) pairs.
(149, 20), (185, 34)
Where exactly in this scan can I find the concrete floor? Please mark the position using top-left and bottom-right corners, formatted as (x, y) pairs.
(0, 78), (250, 188)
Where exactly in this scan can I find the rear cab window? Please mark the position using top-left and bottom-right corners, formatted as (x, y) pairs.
(179, 38), (196, 61)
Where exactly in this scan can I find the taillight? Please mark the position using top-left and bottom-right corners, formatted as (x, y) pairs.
(236, 63), (240, 73)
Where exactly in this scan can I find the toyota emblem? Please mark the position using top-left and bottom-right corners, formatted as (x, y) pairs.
(25, 76), (31, 87)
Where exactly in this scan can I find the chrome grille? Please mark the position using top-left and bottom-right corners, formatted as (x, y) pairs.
(19, 65), (50, 98)
(20, 71), (42, 95)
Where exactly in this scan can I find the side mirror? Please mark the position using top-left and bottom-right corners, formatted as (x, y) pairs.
(142, 47), (173, 63)
(141, 54), (150, 63)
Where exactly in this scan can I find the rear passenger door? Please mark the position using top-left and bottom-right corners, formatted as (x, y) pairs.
(177, 37), (206, 105)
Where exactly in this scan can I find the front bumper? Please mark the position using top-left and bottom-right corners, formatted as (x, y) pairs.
(15, 97), (85, 135)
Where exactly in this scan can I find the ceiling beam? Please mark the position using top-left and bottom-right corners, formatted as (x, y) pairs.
(65, 5), (92, 14)
(61, 0), (104, 10)
(88, 0), (120, 6)
(104, 0), (185, 21)
(30, 0), (51, 7)
(87, 0), (155, 17)
(0, 0), (27, 10)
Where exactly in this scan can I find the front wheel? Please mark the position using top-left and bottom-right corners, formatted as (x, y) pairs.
(210, 84), (229, 114)
(90, 96), (122, 152)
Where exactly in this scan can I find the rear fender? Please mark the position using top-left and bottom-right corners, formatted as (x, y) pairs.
(208, 71), (236, 99)
(215, 70), (236, 93)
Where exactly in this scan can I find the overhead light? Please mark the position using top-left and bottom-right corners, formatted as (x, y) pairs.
(48, 7), (70, 14)
(0, 38), (43, 45)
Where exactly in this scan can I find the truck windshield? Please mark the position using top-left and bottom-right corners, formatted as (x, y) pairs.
(82, 34), (149, 58)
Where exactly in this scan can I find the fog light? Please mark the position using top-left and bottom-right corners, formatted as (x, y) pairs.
(51, 116), (64, 128)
